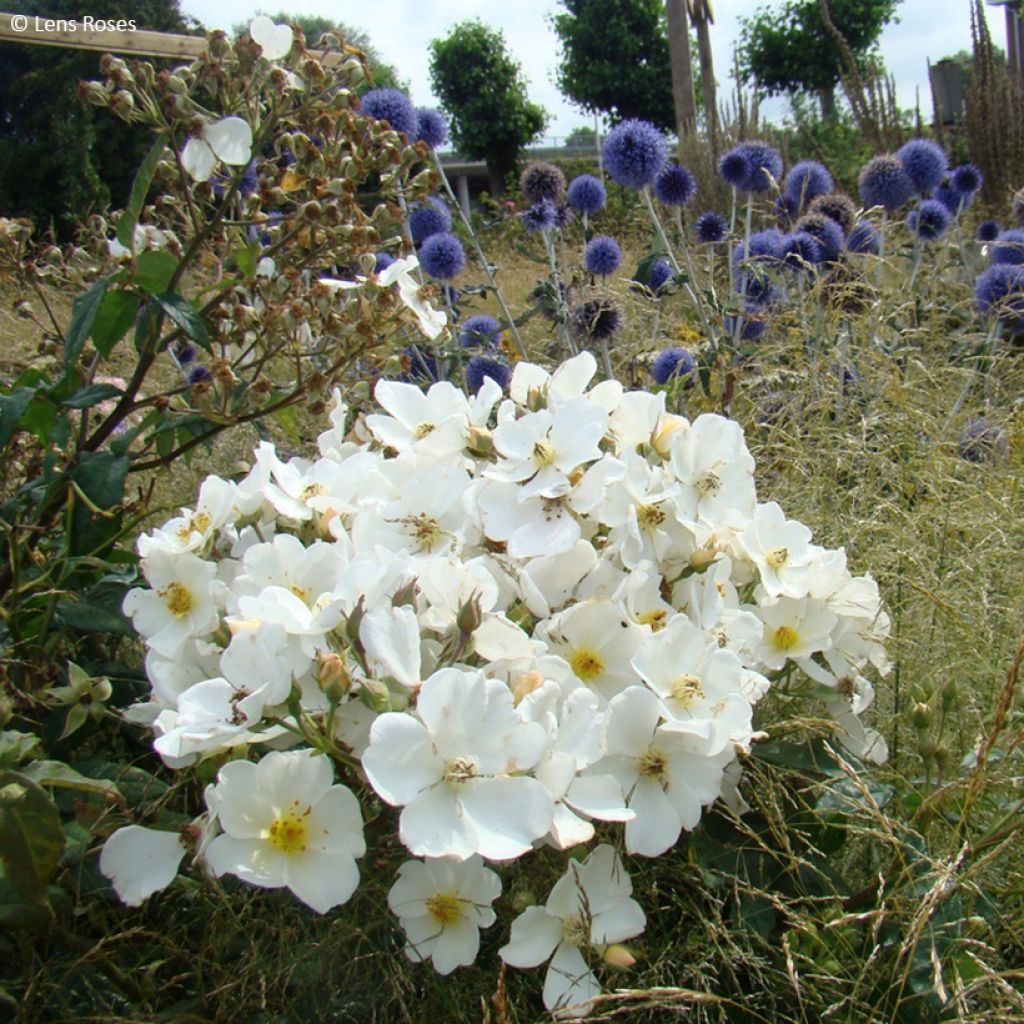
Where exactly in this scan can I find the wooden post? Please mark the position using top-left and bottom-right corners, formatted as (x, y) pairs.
(665, 0), (697, 155)
(455, 174), (470, 220)
(689, 0), (718, 150)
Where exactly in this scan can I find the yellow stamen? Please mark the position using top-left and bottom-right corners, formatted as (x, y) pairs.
(531, 439), (556, 468)
(443, 756), (478, 785)
(426, 893), (463, 926)
(636, 503), (665, 531)
(266, 800), (311, 854)
(160, 582), (193, 617)
(570, 648), (604, 682)
(670, 674), (705, 707)
(765, 547), (789, 570)
(637, 609), (667, 631)
(773, 625), (799, 651)
(639, 748), (667, 779)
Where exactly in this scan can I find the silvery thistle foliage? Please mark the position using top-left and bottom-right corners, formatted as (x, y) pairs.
(105, 348), (890, 1016)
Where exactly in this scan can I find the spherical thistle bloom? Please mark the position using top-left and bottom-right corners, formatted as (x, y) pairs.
(809, 193), (857, 234)
(374, 251), (397, 274)
(990, 228), (1024, 266)
(737, 140), (783, 193)
(552, 201), (573, 229)
(859, 155), (914, 211)
(400, 344), (440, 385)
(520, 161), (566, 204)
(977, 219), (1001, 243)
(795, 213), (845, 263)
(933, 184), (962, 215)
(907, 199), (951, 242)
(584, 235), (622, 277)
(203, 751), (365, 915)
(567, 173), (606, 214)
(571, 298), (623, 343)
(975, 263), (1024, 331)
(896, 137), (948, 194)
(187, 365), (213, 385)
(734, 228), (785, 265)
(654, 162), (697, 206)
(172, 339), (196, 366)
(725, 308), (769, 341)
(847, 220), (881, 255)
(602, 118), (668, 189)
(1014, 188), (1024, 228)
(784, 160), (834, 208)
(695, 210), (728, 244)
(652, 346), (696, 385)
(409, 198), (452, 246)
(775, 192), (800, 223)
(957, 418), (1009, 464)
(718, 146), (752, 189)
(951, 162), (983, 198)
(419, 232), (465, 281)
(519, 197), (559, 235)
(459, 314), (502, 348)
(415, 107), (448, 149)
(647, 258), (673, 292)
(466, 355), (511, 394)
(359, 87), (417, 136)
(782, 230), (824, 270)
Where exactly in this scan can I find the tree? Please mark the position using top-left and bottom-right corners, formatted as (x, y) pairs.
(738, 0), (900, 118)
(237, 12), (402, 90)
(429, 21), (547, 193)
(564, 124), (597, 149)
(0, 0), (195, 238)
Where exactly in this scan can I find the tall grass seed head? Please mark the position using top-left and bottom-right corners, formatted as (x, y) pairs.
(603, 118), (668, 189)
(520, 161), (566, 204)
(584, 235), (622, 277)
(859, 155), (913, 211)
(419, 232), (465, 281)
(459, 314), (502, 349)
(695, 210), (728, 243)
(654, 162), (697, 207)
(991, 229), (1024, 266)
(784, 160), (834, 208)
(907, 199), (951, 241)
(415, 108), (448, 149)
(896, 137), (949, 194)
(809, 193), (857, 234)
(651, 346), (696, 385)
(359, 87), (417, 136)
(409, 197), (452, 245)
(567, 173), (606, 214)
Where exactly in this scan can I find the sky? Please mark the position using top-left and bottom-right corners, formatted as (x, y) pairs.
(182, 0), (1005, 141)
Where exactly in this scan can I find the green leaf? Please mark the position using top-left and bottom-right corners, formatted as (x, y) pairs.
(752, 738), (848, 777)
(61, 383), (123, 410)
(0, 731), (41, 769)
(134, 251), (178, 295)
(70, 451), (128, 509)
(58, 704), (89, 741)
(0, 386), (40, 448)
(0, 771), (63, 899)
(90, 289), (140, 357)
(63, 278), (109, 372)
(233, 241), (261, 280)
(116, 137), (166, 248)
(20, 761), (122, 803)
(0, 870), (53, 932)
(55, 600), (133, 636)
(155, 292), (211, 352)
(73, 761), (168, 807)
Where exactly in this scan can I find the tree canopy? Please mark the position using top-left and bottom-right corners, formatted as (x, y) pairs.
(428, 21), (547, 189)
(738, 0), (900, 115)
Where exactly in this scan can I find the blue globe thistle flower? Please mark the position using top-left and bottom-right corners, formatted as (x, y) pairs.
(809, 193), (857, 234)
(896, 138), (948, 194)
(718, 147), (751, 189)
(409, 197), (452, 245)
(466, 355), (511, 393)
(977, 219), (1001, 243)
(654, 162), (697, 206)
(907, 199), (951, 241)
(648, 258), (673, 292)
(775, 193), (800, 223)
(212, 158), (259, 201)
(571, 298), (623, 342)
(859, 155), (914, 211)
(419, 232), (465, 280)
(784, 160), (834, 208)
(602, 118), (668, 189)
(584, 235), (622, 276)
(725, 309), (769, 341)
(652, 346), (696, 385)
(958, 418), (1009, 463)
(795, 213), (845, 263)
(187, 365), (212, 385)
(950, 163), (983, 198)
(1014, 189), (1024, 228)
(374, 252), (396, 274)
(400, 344), (440, 384)
(172, 340), (196, 365)
(415, 108), (448, 149)
(737, 140), (783, 193)
(975, 263), (1024, 330)
(991, 229), (1024, 265)
(567, 174), (606, 214)
(847, 221), (881, 255)
(520, 162), (566, 204)
(695, 210), (728, 244)
(519, 198), (559, 234)
(933, 184), (962, 215)
(782, 231), (824, 270)
(459, 314), (502, 348)
(553, 202), (573, 229)
(732, 231), (784, 275)
(360, 88), (417, 136)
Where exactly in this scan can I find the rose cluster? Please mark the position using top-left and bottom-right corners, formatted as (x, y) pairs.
(103, 354), (889, 1017)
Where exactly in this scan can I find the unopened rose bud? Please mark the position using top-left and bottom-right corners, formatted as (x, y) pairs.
(603, 944), (637, 970)
(467, 426), (493, 456)
(318, 653), (350, 696)
(359, 677), (391, 714)
(918, 737), (937, 763)
(526, 386), (547, 412)
(652, 414), (688, 457)
(911, 702), (933, 731)
(941, 680), (958, 711)
(456, 592), (483, 637)
(689, 548), (718, 572)
(511, 671), (544, 705)
(301, 200), (323, 220)
(78, 80), (109, 107)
